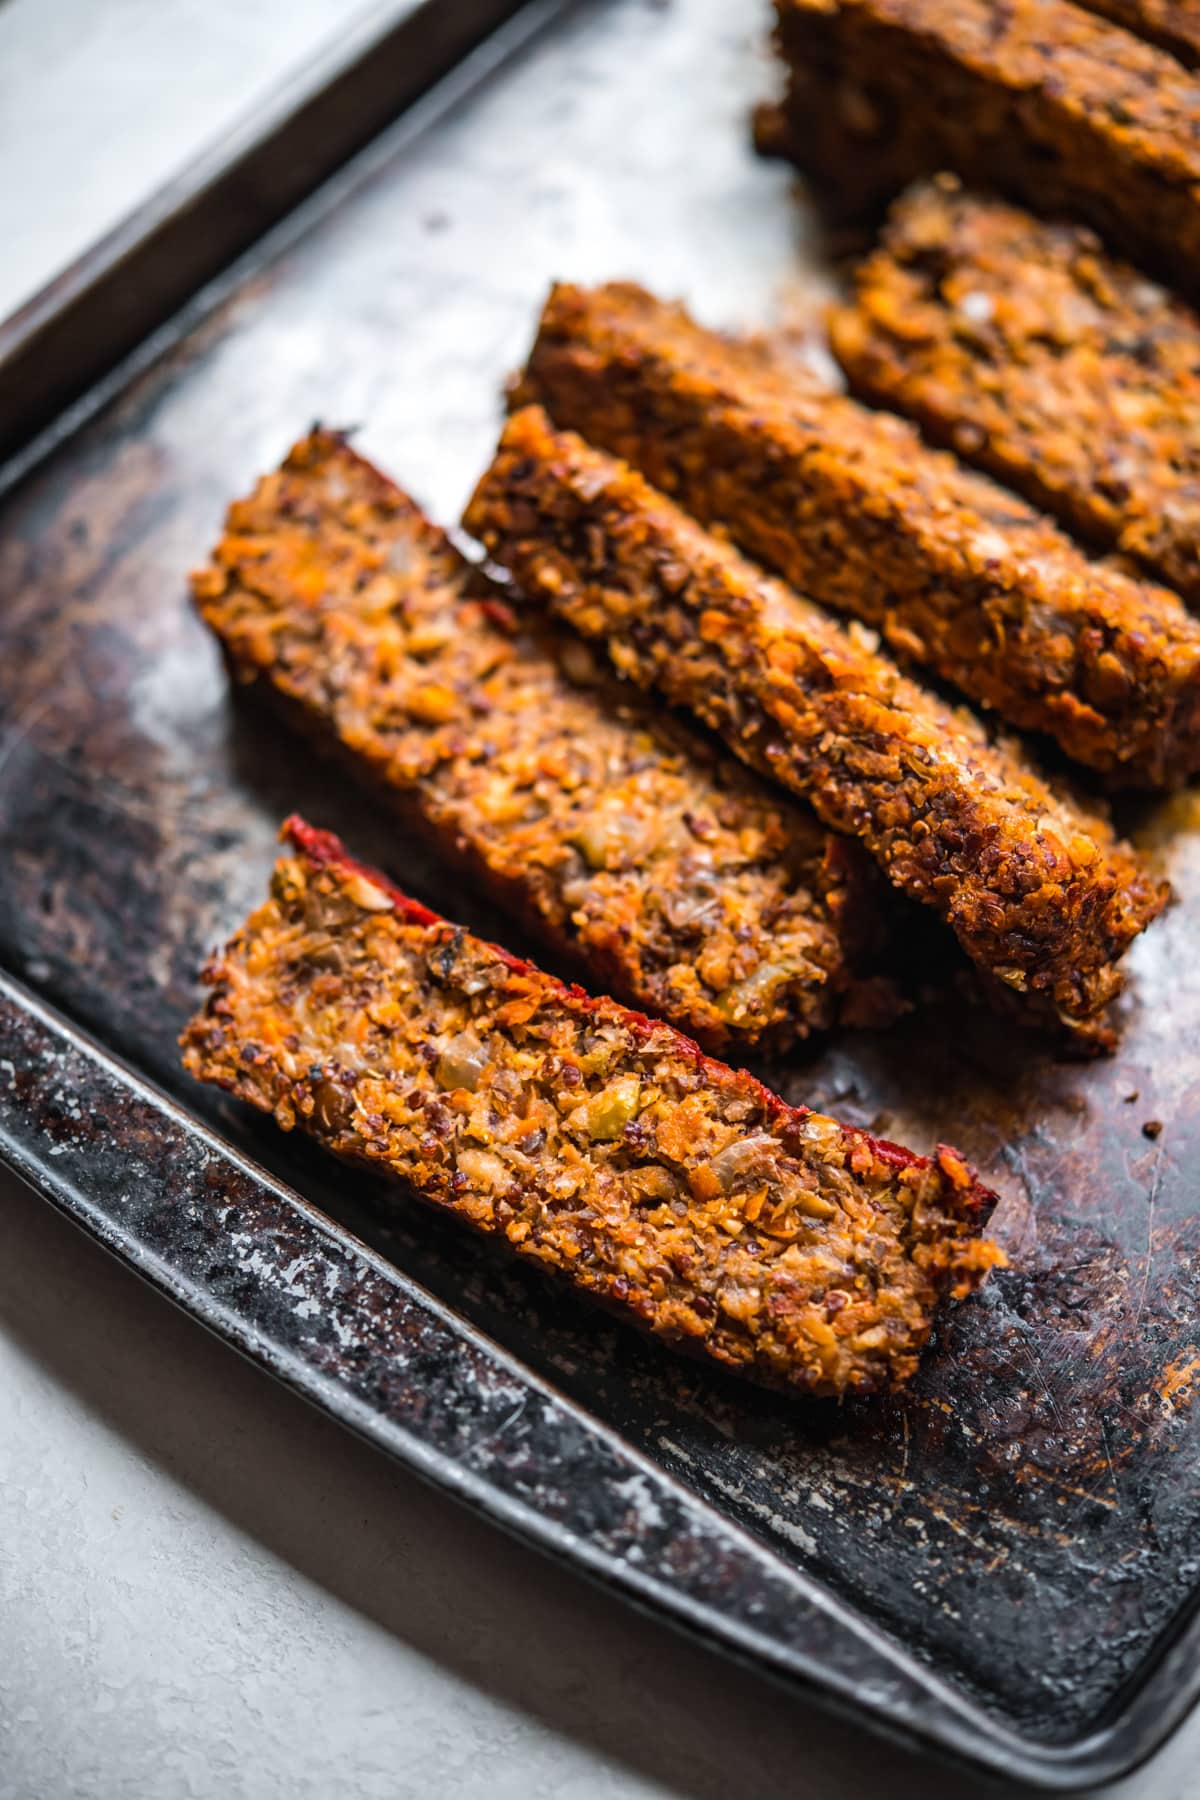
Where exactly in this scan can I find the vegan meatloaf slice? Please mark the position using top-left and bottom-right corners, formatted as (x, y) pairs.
(464, 406), (1168, 1042)
(514, 280), (1200, 788)
(830, 179), (1200, 608)
(755, 0), (1200, 294)
(192, 429), (891, 1056)
(181, 817), (1003, 1398)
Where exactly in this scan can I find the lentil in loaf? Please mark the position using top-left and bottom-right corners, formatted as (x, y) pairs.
(192, 429), (889, 1055)
(464, 406), (1168, 1038)
(831, 180), (1200, 608)
(515, 280), (1200, 787)
(181, 818), (1002, 1398)
(756, 0), (1200, 293)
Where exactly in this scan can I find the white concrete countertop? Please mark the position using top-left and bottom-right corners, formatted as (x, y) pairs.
(2, 3), (1199, 1795)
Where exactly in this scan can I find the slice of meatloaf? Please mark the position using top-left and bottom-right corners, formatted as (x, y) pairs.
(831, 179), (1200, 609)
(465, 406), (1168, 1042)
(181, 817), (1003, 1398)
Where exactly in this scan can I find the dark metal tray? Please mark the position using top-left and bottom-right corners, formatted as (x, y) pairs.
(3, 1), (1200, 1786)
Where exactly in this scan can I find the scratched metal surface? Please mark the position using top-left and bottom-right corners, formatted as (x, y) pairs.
(1, 0), (1198, 1772)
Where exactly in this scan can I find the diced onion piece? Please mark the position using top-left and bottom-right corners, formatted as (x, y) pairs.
(706, 1133), (778, 1192)
(435, 1031), (490, 1093)
(574, 1075), (641, 1141)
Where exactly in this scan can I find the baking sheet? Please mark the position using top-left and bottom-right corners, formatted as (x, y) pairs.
(2, 0), (1199, 1784)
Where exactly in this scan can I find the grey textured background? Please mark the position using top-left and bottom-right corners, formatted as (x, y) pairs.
(2, 2), (1199, 1795)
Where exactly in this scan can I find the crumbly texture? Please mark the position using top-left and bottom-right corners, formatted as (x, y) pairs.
(1074, 0), (1200, 67)
(756, 0), (1200, 290)
(464, 406), (1168, 1036)
(192, 430), (892, 1055)
(181, 819), (1002, 1399)
(515, 280), (1200, 787)
(831, 180), (1200, 608)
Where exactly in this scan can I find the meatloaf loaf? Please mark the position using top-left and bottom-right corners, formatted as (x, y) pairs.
(464, 406), (1168, 1042)
(830, 179), (1200, 608)
(515, 280), (1200, 787)
(181, 817), (1003, 1398)
(192, 429), (891, 1055)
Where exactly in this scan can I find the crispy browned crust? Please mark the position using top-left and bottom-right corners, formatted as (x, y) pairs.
(1074, 0), (1200, 67)
(758, 0), (1200, 289)
(515, 280), (1200, 788)
(181, 818), (1003, 1398)
(191, 430), (893, 1054)
(464, 406), (1169, 1036)
(831, 180), (1200, 609)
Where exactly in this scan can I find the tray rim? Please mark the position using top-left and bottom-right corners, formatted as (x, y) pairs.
(2, 3), (1199, 1785)
(0, 0), (541, 484)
